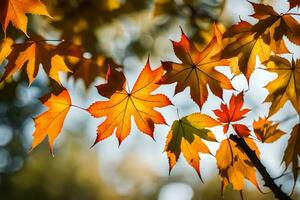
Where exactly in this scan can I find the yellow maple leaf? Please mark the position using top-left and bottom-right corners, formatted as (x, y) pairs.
(216, 138), (260, 192)
(264, 56), (300, 116)
(282, 123), (300, 191)
(0, 37), (13, 63)
(253, 117), (285, 143)
(221, 20), (271, 81)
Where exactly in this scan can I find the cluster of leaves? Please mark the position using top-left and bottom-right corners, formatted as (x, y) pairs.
(0, 0), (300, 198)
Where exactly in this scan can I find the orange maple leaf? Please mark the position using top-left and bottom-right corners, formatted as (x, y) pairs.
(213, 92), (251, 137)
(216, 138), (260, 192)
(165, 113), (220, 180)
(87, 60), (172, 145)
(253, 117), (285, 143)
(0, 0), (51, 35)
(0, 34), (82, 85)
(159, 28), (233, 109)
(31, 88), (72, 154)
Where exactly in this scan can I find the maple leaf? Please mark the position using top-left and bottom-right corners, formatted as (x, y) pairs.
(165, 113), (220, 179)
(264, 56), (300, 116)
(222, 2), (300, 81)
(213, 92), (251, 137)
(288, 0), (300, 10)
(66, 56), (121, 88)
(282, 123), (300, 191)
(216, 138), (260, 192)
(0, 35), (82, 85)
(0, 0), (51, 35)
(250, 2), (300, 53)
(221, 20), (271, 81)
(55, 40), (84, 58)
(208, 23), (240, 75)
(159, 29), (233, 109)
(95, 65), (125, 99)
(0, 37), (14, 64)
(87, 60), (172, 145)
(0, 37), (13, 64)
(253, 117), (285, 143)
(54, 40), (115, 88)
(31, 88), (72, 154)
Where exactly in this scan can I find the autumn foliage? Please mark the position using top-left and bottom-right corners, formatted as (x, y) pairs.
(0, 0), (300, 199)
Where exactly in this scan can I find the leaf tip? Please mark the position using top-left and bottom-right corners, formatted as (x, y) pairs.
(196, 169), (204, 183)
(90, 135), (101, 148)
(49, 146), (55, 157)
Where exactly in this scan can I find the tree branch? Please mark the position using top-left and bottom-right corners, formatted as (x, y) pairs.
(229, 134), (292, 200)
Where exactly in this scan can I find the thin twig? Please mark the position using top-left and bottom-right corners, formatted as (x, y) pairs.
(229, 135), (292, 200)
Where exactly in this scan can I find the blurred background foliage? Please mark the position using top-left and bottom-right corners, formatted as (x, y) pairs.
(0, 0), (299, 199)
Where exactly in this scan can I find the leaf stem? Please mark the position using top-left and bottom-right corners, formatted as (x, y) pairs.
(285, 13), (300, 16)
(273, 171), (291, 180)
(24, 39), (64, 44)
(71, 104), (87, 112)
(176, 108), (181, 119)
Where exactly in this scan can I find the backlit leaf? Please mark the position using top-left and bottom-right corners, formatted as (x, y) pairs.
(264, 56), (300, 116)
(213, 92), (250, 137)
(88, 59), (171, 145)
(160, 29), (233, 109)
(165, 113), (219, 179)
(250, 2), (300, 53)
(253, 117), (285, 143)
(31, 88), (72, 154)
(221, 20), (271, 81)
(0, 0), (51, 35)
(0, 34), (82, 85)
(216, 138), (260, 192)
(282, 123), (300, 189)
(0, 37), (13, 63)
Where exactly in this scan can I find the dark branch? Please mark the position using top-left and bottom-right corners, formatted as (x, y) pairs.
(229, 134), (292, 200)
